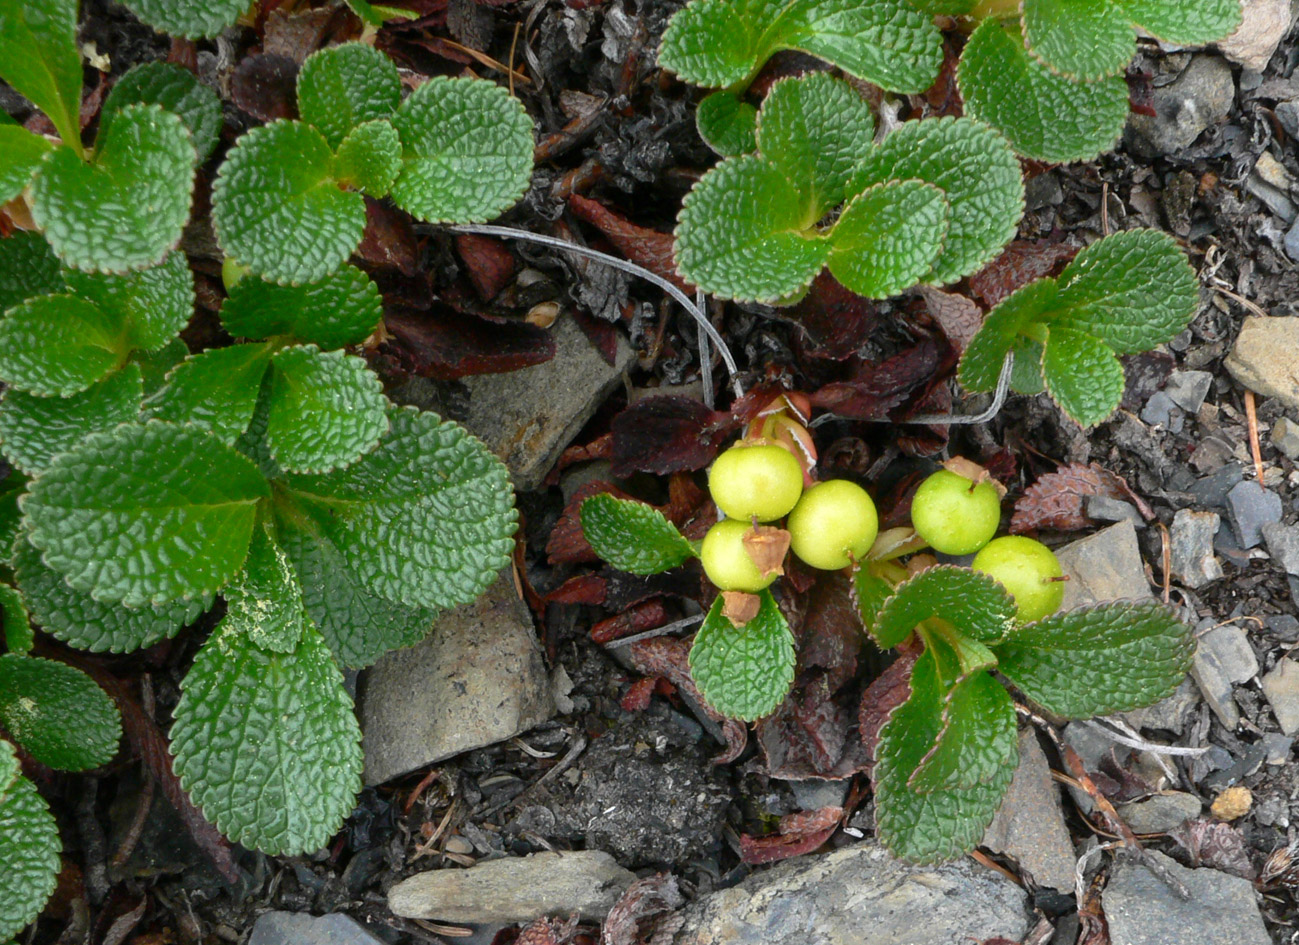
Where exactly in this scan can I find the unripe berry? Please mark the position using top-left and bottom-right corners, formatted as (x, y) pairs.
(787, 479), (878, 571)
(910, 469), (1001, 555)
(708, 443), (804, 522)
(972, 535), (1065, 623)
(700, 519), (779, 592)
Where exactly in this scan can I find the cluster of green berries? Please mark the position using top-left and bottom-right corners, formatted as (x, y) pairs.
(911, 468), (1065, 622)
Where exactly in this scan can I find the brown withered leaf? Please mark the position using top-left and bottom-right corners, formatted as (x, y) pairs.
(456, 232), (516, 301)
(356, 198), (421, 276)
(264, 5), (340, 63)
(721, 591), (762, 625)
(809, 339), (947, 421)
(743, 525), (789, 578)
(547, 481), (637, 565)
(591, 599), (668, 645)
(568, 194), (692, 294)
(379, 306), (555, 379)
(545, 573), (607, 606)
(740, 806), (842, 865)
(601, 873), (685, 945)
(610, 395), (738, 477)
(1011, 462), (1151, 533)
(230, 54), (299, 121)
(1169, 819), (1256, 881)
(859, 647), (920, 765)
(790, 272), (879, 361)
(968, 238), (1077, 309)
(916, 285), (982, 352)
(630, 636), (747, 763)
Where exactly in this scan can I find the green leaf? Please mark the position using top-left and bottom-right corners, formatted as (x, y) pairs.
(335, 119), (402, 196)
(958, 18), (1129, 163)
(993, 600), (1195, 717)
(1009, 336), (1047, 395)
(219, 264), (383, 349)
(910, 0), (975, 12)
(1115, 0), (1243, 44)
(850, 116), (1023, 286)
(0, 738), (16, 796)
(0, 363), (143, 474)
(62, 250), (195, 351)
(0, 585), (32, 656)
(909, 670), (1017, 793)
(675, 154), (829, 302)
(757, 72), (875, 218)
(0, 232), (63, 312)
(212, 120), (365, 285)
(143, 343), (274, 443)
(0, 654), (121, 770)
(170, 618), (362, 855)
(13, 538), (209, 653)
(695, 91), (758, 157)
(276, 508), (437, 668)
(1041, 325), (1125, 427)
(688, 590), (795, 721)
(129, 337), (190, 395)
(121, 0), (250, 38)
(276, 407), (516, 611)
(0, 294), (125, 396)
(297, 42), (401, 149)
(0, 474), (24, 567)
(222, 525), (305, 654)
(1022, 0), (1135, 80)
(266, 345), (388, 474)
(872, 647), (1016, 863)
(31, 104), (196, 273)
(389, 76), (534, 224)
(1051, 229), (1199, 353)
(872, 565), (1016, 649)
(827, 180), (948, 299)
(343, 0), (419, 26)
(23, 422), (270, 606)
(658, 0), (943, 95)
(0, 772), (60, 942)
(0, 125), (52, 204)
(579, 493), (697, 575)
(958, 277), (1059, 393)
(101, 62), (222, 162)
(852, 563), (894, 631)
(0, 0), (81, 154)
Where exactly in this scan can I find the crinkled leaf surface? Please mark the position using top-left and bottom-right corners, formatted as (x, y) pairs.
(909, 668), (1016, 793)
(851, 116), (1023, 286)
(827, 180), (947, 299)
(675, 154), (829, 302)
(297, 42), (401, 149)
(219, 264), (383, 349)
(658, 0), (943, 94)
(695, 91), (757, 157)
(0, 294), (125, 396)
(130, 337), (190, 396)
(266, 345), (388, 474)
(23, 422), (269, 606)
(221, 525), (304, 655)
(0, 232), (63, 312)
(0, 584), (32, 656)
(579, 493), (697, 575)
(1041, 325), (1125, 427)
(389, 77), (534, 224)
(121, 0), (250, 38)
(994, 600), (1194, 717)
(0, 363), (143, 474)
(143, 343), (274, 443)
(0, 737), (16, 796)
(32, 104), (195, 273)
(1022, 0), (1135, 80)
(212, 120), (365, 285)
(13, 538), (209, 653)
(689, 590), (795, 721)
(958, 18), (1129, 163)
(101, 62), (223, 161)
(63, 250), (195, 351)
(872, 566), (1017, 649)
(0, 476), (23, 568)
(0, 126), (52, 204)
(170, 618), (362, 855)
(0, 772), (60, 942)
(911, 0), (975, 11)
(335, 119), (402, 196)
(0, 0), (81, 152)
(853, 563), (895, 632)
(959, 277), (1059, 393)
(0, 654), (121, 770)
(1116, 0), (1242, 44)
(276, 407), (516, 610)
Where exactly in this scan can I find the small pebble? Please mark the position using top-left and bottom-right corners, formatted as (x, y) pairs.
(1272, 417), (1299, 460)
(1210, 786), (1253, 821)
(1226, 480), (1282, 549)
(444, 835), (474, 856)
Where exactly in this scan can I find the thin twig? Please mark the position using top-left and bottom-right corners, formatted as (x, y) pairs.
(814, 352), (1015, 427)
(697, 289), (714, 409)
(600, 614), (704, 650)
(1245, 389), (1266, 486)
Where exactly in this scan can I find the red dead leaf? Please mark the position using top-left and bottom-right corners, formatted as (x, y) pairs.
(810, 339), (947, 421)
(356, 198), (421, 276)
(630, 635), (747, 763)
(456, 232), (516, 301)
(547, 481), (635, 564)
(600, 873), (685, 945)
(230, 54), (299, 121)
(1169, 819), (1256, 881)
(916, 285), (982, 352)
(610, 395), (737, 477)
(264, 5), (341, 63)
(739, 806), (842, 865)
(620, 676), (660, 712)
(790, 272), (880, 361)
(968, 239), (1078, 309)
(1011, 462), (1151, 533)
(380, 306), (555, 379)
(545, 573), (607, 605)
(591, 598), (668, 645)
(859, 647), (920, 766)
(568, 194), (692, 294)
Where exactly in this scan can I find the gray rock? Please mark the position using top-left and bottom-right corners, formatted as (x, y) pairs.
(1225, 317), (1299, 413)
(388, 851), (635, 924)
(1189, 464), (1244, 508)
(1056, 521), (1153, 609)
(1263, 522), (1299, 576)
(1264, 732), (1295, 765)
(1024, 171), (1063, 210)
(1271, 416), (1299, 459)
(1164, 370), (1214, 413)
(1117, 792), (1202, 835)
(1086, 495), (1144, 527)
(1104, 851), (1271, 945)
(1217, 0), (1292, 72)
(982, 729), (1077, 891)
(1226, 480), (1283, 548)
(787, 778), (850, 811)
(1170, 509), (1224, 588)
(248, 912), (386, 945)
(1123, 678), (1200, 735)
(1262, 659), (1299, 735)
(1126, 56), (1235, 157)
(672, 841), (1030, 945)
(1245, 172), (1296, 223)
(1280, 100), (1299, 138)
(1268, 614), (1299, 642)
(1286, 217), (1299, 263)
(358, 571), (556, 786)
(1141, 390), (1177, 426)
(1190, 625), (1257, 730)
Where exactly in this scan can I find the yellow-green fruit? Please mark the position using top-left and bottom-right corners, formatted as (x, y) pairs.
(787, 479), (879, 571)
(910, 469), (1001, 555)
(708, 443), (804, 522)
(221, 256), (250, 291)
(972, 535), (1065, 623)
(700, 518), (778, 592)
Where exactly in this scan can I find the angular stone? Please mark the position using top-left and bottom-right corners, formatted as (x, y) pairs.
(388, 851), (635, 924)
(1272, 416), (1299, 459)
(1126, 56), (1235, 158)
(1190, 625), (1256, 730)
(248, 912), (386, 945)
(1225, 317), (1299, 413)
(1263, 522), (1299, 576)
(982, 729), (1077, 891)
(1218, 0), (1291, 72)
(1262, 659), (1299, 735)
(1085, 495), (1143, 528)
(1189, 464), (1244, 508)
(1226, 480), (1282, 548)
(358, 571), (555, 786)
(1164, 370), (1214, 413)
(1104, 851), (1271, 945)
(1170, 509), (1224, 588)
(1117, 792), (1202, 834)
(673, 841), (1030, 945)
(1056, 520), (1153, 609)
(1123, 678), (1200, 735)
(1140, 390), (1177, 426)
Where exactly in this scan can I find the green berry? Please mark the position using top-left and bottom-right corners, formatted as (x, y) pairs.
(700, 518), (779, 592)
(972, 535), (1065, 623)
(787, 479), (878, 571)
(708, 442), (804, 522)
(910, 469), (1001, 555)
